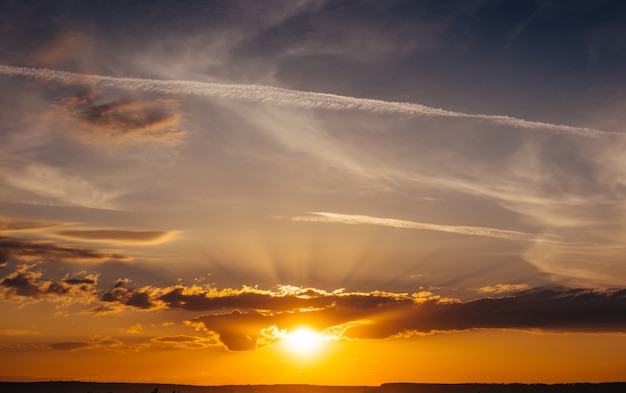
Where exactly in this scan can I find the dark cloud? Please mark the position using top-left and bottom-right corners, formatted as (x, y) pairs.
(48, 341), (90, 351)
(188, 287), (626, 350)
(100, 285), (155, 310)
(100, 283), (411, 313)
(94, 280), (626, 350)
(346, 288), (626, 340)
(2, 261), (625, 351)
(0, 236), (131, 263)
(47, 337), (124, 351)
(56, 89), (183, 143)
(0, 264), (98, 301)
(86, 305), (117, 314)
(64, 278), (96, 285)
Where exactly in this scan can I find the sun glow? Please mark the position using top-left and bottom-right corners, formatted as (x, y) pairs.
(283, 327), (324, 356)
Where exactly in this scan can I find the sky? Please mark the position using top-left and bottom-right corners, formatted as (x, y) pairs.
(1, 0), (626, 385)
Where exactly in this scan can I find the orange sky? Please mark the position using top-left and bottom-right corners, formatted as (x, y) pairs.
(2, 327), (626, 385)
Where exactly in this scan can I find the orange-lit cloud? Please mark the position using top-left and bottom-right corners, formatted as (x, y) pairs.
(93, 281), (626, 350)
(98, 284), (413, 314)
(29, 31), (87, 66)
(122, 323), (143, 334)
(0, 264), (98, 302)
(55, 89), (183, 143)
(194, 288), (626, 350)
(150, 335), (219, 349)
(4, 262), (624, 352)
(0, 217), (60, 232)
(0, 329), (40, 336)
(55, 229), (177, 244)
(479, 283), (530, 294)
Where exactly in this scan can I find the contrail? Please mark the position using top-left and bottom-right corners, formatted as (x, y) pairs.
(293, 211), (538, 241)
(0, 64), (611, 138)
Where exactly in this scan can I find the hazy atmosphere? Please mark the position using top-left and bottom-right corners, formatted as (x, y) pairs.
(1, 0), (626, 385)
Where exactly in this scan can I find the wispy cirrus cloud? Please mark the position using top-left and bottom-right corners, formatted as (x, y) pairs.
(1, 164), (119, 210)
(292, 211), (538, 241)
(0, 64), (612, 138)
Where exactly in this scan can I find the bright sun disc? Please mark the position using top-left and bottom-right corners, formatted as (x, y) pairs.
(283, 327), (322, 355)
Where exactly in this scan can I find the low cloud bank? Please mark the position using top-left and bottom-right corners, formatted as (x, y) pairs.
(98, 281), (626, 350)
(2, 262), (624, 350)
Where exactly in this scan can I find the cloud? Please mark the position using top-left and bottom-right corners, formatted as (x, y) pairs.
(55, 229), (177, 244)
(3, 264), (623, 351)
(29, 31), (87, 66)
(293, 211), (538, 241)
(150, 335), (219, 350)
(122, 323), (142, 334)
(0, 264), (98, 302)
(0, 236), (131, 264)
(190, 287), (626, 350)
(98, 283), (412, 314)
(47, 337), (125, 351)
(524, 241), (626, 288)
(0, 217), (60, 233)
(0, 343), (49, 352)
(0, 336), (134, 353)
(1, 164), (119, 210)
(99, 282), (157, 310)
(479, 283), (530, 294)
(0, 329), (40, 336)
(93, 280), (626, 350)
(48, 341), (91, 351)
(0, 64), (612, 138)
(55, 89), (183, 143)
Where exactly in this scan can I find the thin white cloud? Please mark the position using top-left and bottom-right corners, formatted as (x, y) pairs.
(1, 164), (118, 210)
(292, 211), (538, 241)
(0, 64), (612, 138)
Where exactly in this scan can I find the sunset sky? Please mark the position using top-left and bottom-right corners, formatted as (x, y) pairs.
(1, 0), (626, 385)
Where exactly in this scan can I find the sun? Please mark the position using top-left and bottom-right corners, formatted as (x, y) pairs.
(283, 327), (323, 356)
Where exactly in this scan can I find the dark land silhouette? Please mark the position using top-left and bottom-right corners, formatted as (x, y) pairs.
(1, 382), (625, 393)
